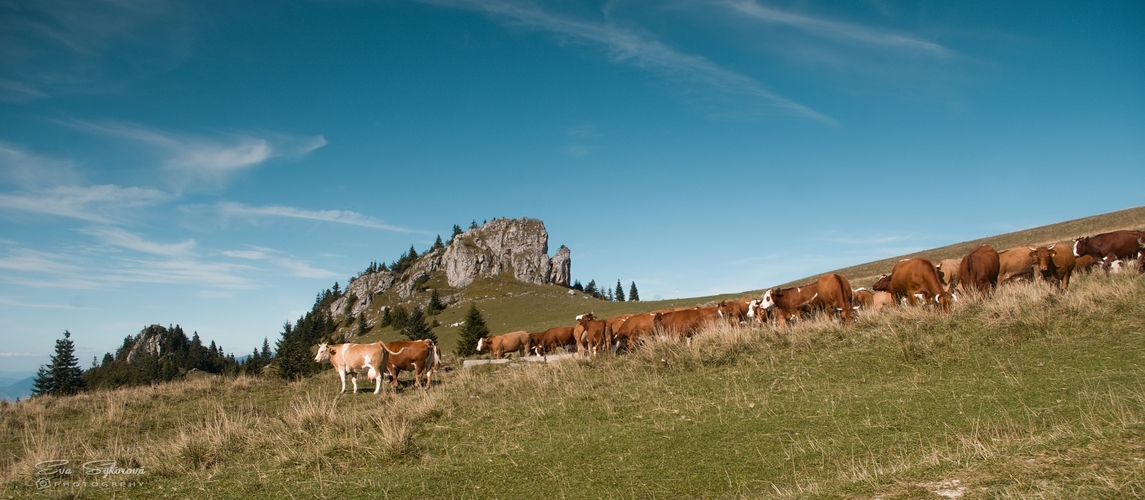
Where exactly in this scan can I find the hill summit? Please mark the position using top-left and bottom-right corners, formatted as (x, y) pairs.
(329, 217), (571, 320)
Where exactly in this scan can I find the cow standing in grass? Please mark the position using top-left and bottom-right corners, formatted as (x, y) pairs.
(891, 258), (952, 313)
(1029, 242), (1076, 290)
(574, 313), (612, 357)
(477, 331), (531, 359)
(381, 339), (439, 390)
(959, 245), (1000, 298)
(314, 342), (385, 394)
(814, 273), (854, 326)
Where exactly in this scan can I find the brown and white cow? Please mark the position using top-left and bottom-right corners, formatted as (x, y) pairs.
(814, 273), (853, 326)
(476, 330), (532, 359)
(1074, 230), (1145, 274)
(997, 247), (1036, 283)
(531, 326), (577, 356)
(716, 298), (752, 325)
(314, 342), (386, 394)
(381, 339), (439, 390)
(1029, 242), (1076, 290)
(890, 258), (952, 313)
(852, 288), (874, 309)
(935, 259), (961, 293)
(757, 282), (820, 327)
(574, 313), (612, 357)
(959, 245), (1000, 298)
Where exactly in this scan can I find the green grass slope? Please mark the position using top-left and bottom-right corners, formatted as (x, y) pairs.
(3, 271), (1143, 498)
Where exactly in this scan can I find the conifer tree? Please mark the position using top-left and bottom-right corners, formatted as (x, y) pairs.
(470, 220), (478, 229)
(427, 289), (445, 315)
(572, 280), (583, 291)
(32, 330), (85, 396)
(615, 280), (626, 302)
(432, 235), (445, 251)
(629, 282), (640, 302)
(452, 224), (463, 239)
(455, 303), (489, 356)
(403, 306), (437, 342)
(584, 279), (597, 296)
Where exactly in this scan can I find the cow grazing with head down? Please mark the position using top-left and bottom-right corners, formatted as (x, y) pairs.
(574, 313), (612, 357)
(613, 312), (658, 352)
(814, 273), (854, 326)
(716, 299), (752, 325)
(757, 282), (820, 327)
(653, 306), (720, 345)
(314, 342), (386, 394)
(872, 291), (897, 311)
(477, 331), (532, 359)
(1074, 230), (1145, 274)
(1074, 254), (1098, 274)
(959, 245), (1001, 298)
(852, 288), (874, 309)
(531, 326), (577, 356)
(381, 339), (439, 390)
(1029, 242), (1076, 290)
(997, 247), (1036, 283)
(935, 259), (961, 293)
(890, 258), (952, 313)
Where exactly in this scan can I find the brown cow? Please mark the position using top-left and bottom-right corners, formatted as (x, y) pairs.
(381, 339), (439, 390)
(890, 258), (952, 313)
(574, 313), (612, 357)
(814, 273), (853, 326)
(935, 258), (961, 293)
(654, 306), (719, 345)
(872, 291), (897, 311)
(959, 245), (1000, 298)
(757, 282), (820, 327)
(852, 288), (874, 309)
(1029, 242), (1076, 290)
(1074, 254), (1098, 274)
(872, 274), (892, 292)
(997, 247), (1036, 283)
(477, 330), (531, 359)
(613, 312), (658, 351)
(716, 298), (752, 325)
(314, 342), (385, 394)
(1074, 230), (1145, 274)
(531, 326), (576, 356)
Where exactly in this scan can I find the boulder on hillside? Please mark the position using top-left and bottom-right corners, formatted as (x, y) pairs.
(443, 217), (570, 289)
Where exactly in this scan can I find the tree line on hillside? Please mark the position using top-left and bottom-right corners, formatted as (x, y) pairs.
(572, 279), (640, 302)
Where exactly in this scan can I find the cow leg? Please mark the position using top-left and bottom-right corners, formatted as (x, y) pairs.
(337, 368), (348, 394)
(351, 372), (359, 393)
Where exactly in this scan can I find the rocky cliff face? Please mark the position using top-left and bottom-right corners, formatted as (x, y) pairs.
(328, 217), (570, 318)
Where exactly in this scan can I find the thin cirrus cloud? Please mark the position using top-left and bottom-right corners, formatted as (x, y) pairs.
(216, 202), (418, 232)
(0, 142), (83, 188)
(720, 0), (953, 56)
(0, 184), (171, 223)
(82, 227), (196, 257)
(65, 121), (326, 188)
(423, 0), (833, 123)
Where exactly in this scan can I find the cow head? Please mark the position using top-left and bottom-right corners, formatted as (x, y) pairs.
(314, 343), (332, 363)
(759, 289), (779, 309)
(577, 312), (596, 325)
(1029, 246), (1055, 274)
(476, 337), (487, 353)
(872, 274), (893, 292)
(935, 292), (953, 314)
(1073, 237), (1089, 257)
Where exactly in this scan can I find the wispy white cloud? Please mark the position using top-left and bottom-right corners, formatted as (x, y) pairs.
(423, 0), (833, 123)
(65, 121), (326, 189)
(0, 296), (96, 310)
(0, 352), (39, 358)
(721, 0), (952, 56)
(220, 249), (270, 260)
(0, 248), (86, 276)
(216, 202), (417, 232)
(0, 142), (83, 188)
(275, 258), (341, 280)
(0, 184), (171, 223)
(82, 227), (196, 257)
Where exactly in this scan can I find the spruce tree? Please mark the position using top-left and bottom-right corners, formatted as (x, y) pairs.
(615, 280), (626, 302)
(452, 224), (463, 239)
(455, 304), (489, 356)
(572, 280), (583, 292)
(584, 280), (597, 296)
(629, 282), (640, 302)
(427, 289), (445, 315)
(432, 235), (445, 251)
(470, 220), (478, 229)
(403, 306), (437, 342)
(32, 330), (85, 396)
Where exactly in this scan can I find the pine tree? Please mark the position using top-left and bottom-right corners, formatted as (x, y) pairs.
(572, 280), (583, 292)
(403, 306), (437, 342)
(584, 280), (597, 296)
(452, 224), (463, 240)
(629, 282), (640, 302)
(455, 304), (489, 356)
(427, 289), (445, 315)
(470, 220), (478, 229)
(32, 330), (85, 396)
(389, 305), (410, 330)
(432, 235), (445, 251)
(615, 280), (626, 302)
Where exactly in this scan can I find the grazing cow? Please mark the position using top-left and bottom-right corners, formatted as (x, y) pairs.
(872, 274), (893, 292)
(1029, 242), (1076, 290)
(1074, 254), (1098, 274)
(814, 274), (854, 326)
(381, 339), (439, 390)
(852, 288), (874, 309)
(531, 326), (577, 356)
(574, 313), (612, 357)
(477, 330), (531, 359)
(314, 342), (385, 394)
(959, 245), (1000, 298)
(716, 299), (752, 325)
(1073, 230), (1145, 274)
(935, 259), (961, 293)
(613, 312), (659, 351)
(890, 258), (952, 313)
(997, 247), (1036, 283)
(654, 306), (719, 345)
(757, 282), (820, 327)
(872, 291), (898, 311)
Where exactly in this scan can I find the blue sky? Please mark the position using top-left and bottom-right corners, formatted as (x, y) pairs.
(1, 0), (1142, 372)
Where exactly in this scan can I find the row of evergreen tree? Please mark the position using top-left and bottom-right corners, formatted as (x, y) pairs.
(572, 279), (640, 302)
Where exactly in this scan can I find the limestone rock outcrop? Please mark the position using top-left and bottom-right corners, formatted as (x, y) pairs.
(443, 218), (569, 289)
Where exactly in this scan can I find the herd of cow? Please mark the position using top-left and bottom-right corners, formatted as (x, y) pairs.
(315, 229), (1144, 393)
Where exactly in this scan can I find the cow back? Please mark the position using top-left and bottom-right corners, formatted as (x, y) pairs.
(959, 245), (1000, 297)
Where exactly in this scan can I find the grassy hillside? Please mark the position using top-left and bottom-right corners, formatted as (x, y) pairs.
(3, 271), (1142, 498)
